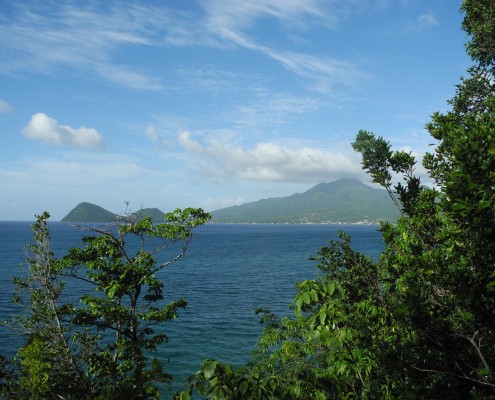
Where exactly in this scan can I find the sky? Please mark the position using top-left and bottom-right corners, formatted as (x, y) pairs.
(0, 0), (470, 221)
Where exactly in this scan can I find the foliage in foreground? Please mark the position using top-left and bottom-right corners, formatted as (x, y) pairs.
(1, 207), (209, 399)
(184, 0), (495, 398)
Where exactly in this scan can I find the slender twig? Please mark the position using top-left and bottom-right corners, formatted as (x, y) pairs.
(462, 331), (493, 381)
(411, 365), (495, 388)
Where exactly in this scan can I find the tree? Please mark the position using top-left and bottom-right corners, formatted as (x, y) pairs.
(184, 0), (495, 398)
(8, 212), (89, 399)
(450, 0), (495, 115)
(4, 207), (210, 399)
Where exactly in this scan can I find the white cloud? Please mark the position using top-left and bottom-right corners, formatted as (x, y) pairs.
(22, 113), (105, 150)
(176, 67), (248, 94)
(404, 10), (438, 32)
(0, 1), (365, 91)
(0, 99), (13, 113)
(202, 196), (247, 210)
(200, 0), (364, 90)
(0, 153), (145, 189)
(418, 11), (438, 30)
(0, 3), (168, 90)
(177, 130), (361, 183)
(0, 152), (167, 220)
(178, 130), (206, 153)
(228, 91), (323, 128)
(94, 64), (163, 91)
(146, 125), (158, 144)
(202, 0), (336, 36)
(263, 49), (363, 92)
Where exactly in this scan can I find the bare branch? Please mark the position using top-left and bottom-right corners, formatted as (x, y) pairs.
(462, 331), (493, 382)
(411, 364), (495, 388)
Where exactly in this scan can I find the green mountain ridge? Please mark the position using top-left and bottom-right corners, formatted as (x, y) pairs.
(61, 179), (400, 223)
(61, 202), (116, 222)
(61, 203), (166, 223)
(210, 178), (400, 223)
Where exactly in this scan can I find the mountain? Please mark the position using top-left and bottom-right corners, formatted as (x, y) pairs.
(61, 202), (116, 222)
(61, 179), (400, 224)
(210, 178), (400, 224)
(61, 204), (166, 223)
(137, 208), (166, 221)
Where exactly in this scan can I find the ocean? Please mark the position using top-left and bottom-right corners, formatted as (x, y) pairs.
(0, 221), (383, 395)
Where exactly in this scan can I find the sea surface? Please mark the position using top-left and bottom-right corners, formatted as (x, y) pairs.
(0, 221), (383, 395)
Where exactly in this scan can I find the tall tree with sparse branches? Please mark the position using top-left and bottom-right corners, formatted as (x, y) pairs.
(3, 207), (209, 400)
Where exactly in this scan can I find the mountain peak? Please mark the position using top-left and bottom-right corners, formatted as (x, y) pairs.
(61, 202), (116, 222)
(211, 179), (399, 223)
(61, 204), (166, 223)
(307, 178), (367, 193)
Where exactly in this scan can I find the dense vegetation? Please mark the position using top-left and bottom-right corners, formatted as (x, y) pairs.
(61, 202), (116, 222)
(211, 178), (399, 224)
(64, 179), (399, 225)
(0, 208), (210, 399)
(1, 1), (495, 399)
(182, 0), (495, 398)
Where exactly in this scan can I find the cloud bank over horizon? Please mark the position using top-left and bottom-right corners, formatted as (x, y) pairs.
(178, 130), (362, 183)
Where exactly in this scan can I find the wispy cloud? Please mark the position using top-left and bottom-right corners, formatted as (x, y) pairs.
(22, 113), (105, 150)
(200, 0), (364, 90)
(0, 1), (366, 91)
(177, 130), (361, 183)
(227, 91), (322, 129)
(150, 68), (326, 138)
(417, 11), (438, 29)
(0, 99), (13, 113)
(0, 153), (145, 189)
(0, 2), (169, 90)
(146, 125), (159, 145)
(202, 0), (334, 36)
(0, 152), (162, 219)
(266, 50), (364, 92)
(175, 66), (254, 95)
(404, 10), (439, 32)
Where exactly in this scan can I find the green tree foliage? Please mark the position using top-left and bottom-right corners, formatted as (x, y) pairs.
(184, 1), (495, 398)
(2, 208), (209, 399)
(450, 0), (495, 115)
(7, 212), (88, 399)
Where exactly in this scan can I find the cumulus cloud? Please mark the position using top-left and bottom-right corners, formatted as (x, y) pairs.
(177, 130), (361, 183)
(22, 113), (105, 150)
(0, 99), (13, 113)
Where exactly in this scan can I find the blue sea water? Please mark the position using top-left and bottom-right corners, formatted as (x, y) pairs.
(0, 222), (383, 395)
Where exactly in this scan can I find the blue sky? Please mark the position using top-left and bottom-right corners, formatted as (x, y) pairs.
(1, 0), (469, 221)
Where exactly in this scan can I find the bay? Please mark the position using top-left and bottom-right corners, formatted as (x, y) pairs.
(0, 221), (383, 394)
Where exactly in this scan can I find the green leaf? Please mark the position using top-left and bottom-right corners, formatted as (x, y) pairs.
(239, 380), (249, 395)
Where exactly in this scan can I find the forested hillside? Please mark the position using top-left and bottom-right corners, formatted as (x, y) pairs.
(185, 1), (495, 398)
(211, 178), (400, 223)
(61, 203), (166, 223)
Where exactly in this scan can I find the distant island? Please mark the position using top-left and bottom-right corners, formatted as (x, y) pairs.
(61, 203), (166, 223)
(61, 179), (400, 224)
